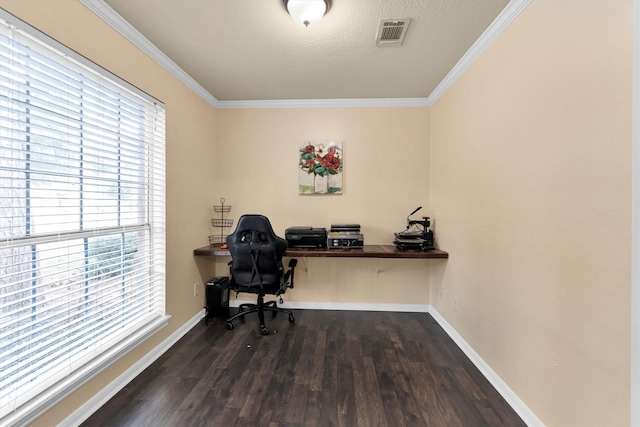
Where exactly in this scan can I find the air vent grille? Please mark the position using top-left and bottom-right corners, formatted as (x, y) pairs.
(376, 18), (411, 47)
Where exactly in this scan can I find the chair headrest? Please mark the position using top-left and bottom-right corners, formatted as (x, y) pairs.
(233, 214), (278, 237)
(226, 214), (287, 254)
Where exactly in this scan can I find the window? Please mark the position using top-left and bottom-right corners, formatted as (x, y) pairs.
(0, 10), (167, 425)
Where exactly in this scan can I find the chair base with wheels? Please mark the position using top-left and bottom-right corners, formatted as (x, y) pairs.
(226, 293), (295, 336)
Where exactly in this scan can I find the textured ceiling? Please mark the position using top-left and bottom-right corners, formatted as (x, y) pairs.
(101, 0), (511, 102)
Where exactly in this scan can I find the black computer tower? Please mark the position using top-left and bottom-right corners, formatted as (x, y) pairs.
(205, 276), (229, 324)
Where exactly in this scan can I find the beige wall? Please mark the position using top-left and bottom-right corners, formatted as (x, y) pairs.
(0, 1), (219, 425)
(0, 2), (435, 422)
(212, 108), (435, 305)
(429, 0), (632, 425)
(1, 0), (634, 426)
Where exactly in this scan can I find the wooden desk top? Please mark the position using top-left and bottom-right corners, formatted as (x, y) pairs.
(194, 244), (448, 259)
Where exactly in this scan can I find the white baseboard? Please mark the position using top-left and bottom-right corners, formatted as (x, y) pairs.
(61, 304), (542, 427)
(428, 308), (545, 427)
(59, 309), (206, 427)
(229, 299), (430, 313)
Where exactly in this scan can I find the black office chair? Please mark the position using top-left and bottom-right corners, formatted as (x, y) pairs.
(225, 214), (298, 335)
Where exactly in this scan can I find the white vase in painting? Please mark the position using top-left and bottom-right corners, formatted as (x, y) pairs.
(315, 174), (328, 194)
(328, 173), (342, 194)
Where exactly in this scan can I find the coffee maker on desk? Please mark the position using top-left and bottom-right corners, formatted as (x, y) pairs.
(393, 206), (434, 251)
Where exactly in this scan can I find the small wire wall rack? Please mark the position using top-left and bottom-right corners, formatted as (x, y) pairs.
(209, 198), (234, 246)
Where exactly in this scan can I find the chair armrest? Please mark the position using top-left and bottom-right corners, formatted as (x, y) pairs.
(286, 258), (298, 289)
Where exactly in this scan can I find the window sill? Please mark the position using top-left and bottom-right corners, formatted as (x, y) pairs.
(4, 315), (171, 427)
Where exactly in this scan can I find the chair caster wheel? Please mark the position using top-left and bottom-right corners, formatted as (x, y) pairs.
(260, 326), (270, 336)
(226, 322), (234, 330)
(288, 313), (295, 324)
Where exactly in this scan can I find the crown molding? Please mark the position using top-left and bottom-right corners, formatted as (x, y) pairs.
(426, 0), (531, 105)
(78, 0), (220, 108)
(217, 97), (431, 109)
(79, 0), (530, 110)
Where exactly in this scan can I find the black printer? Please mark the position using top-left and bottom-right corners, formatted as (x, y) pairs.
(285, 226), (327, 248)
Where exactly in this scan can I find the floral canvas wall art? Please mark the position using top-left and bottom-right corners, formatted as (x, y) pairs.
(298, 141), (343, 194)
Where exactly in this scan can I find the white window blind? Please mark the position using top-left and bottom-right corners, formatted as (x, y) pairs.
(0, 10), (167, 426)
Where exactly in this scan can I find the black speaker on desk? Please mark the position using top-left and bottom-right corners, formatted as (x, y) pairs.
(205, 276), (229, 324)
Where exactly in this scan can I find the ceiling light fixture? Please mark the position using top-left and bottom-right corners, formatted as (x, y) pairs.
(283, 0), (331, 27)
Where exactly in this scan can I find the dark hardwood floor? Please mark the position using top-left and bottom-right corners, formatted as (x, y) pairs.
(81, 310), (525, 427)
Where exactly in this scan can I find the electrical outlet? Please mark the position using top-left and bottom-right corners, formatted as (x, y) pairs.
(193, 283), (199, 298)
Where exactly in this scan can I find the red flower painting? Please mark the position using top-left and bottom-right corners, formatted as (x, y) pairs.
(298, 141), (343, 194)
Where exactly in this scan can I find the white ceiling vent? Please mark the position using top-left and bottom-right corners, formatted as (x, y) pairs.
(375, 18), (411, 47)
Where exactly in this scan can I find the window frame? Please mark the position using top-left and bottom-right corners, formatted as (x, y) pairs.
(0, 9), (168, 426)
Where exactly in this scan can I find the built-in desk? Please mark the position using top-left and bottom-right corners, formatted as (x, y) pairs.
(194, 244), (448, 259)
(194, 244), (447, 308)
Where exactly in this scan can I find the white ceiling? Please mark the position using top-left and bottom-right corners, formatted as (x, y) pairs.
(85, 0), (527, 106)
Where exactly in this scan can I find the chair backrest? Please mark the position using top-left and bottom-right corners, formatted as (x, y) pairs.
(226, 214), (288, 293)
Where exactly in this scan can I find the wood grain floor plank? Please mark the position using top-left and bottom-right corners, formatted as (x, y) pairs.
(309, 329), (326, 391)
(359, 355), (387, 427)
(335, 356), (357, 427)
(81, 310), (525, 427)
(381, 335), (429, 424)
(315, 353), (338, 426)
